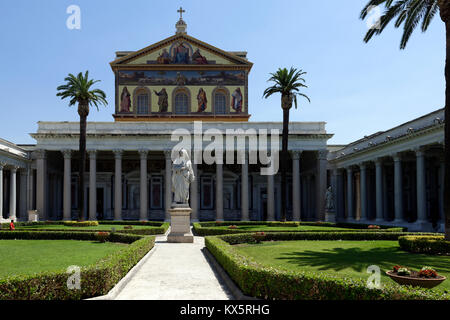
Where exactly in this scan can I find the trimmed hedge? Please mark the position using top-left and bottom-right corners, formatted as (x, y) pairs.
(193, 221), (405, 236)
(218, 231), (437, 244)
(0, 231), (155, 299)
(399, 235), (450, 255)
(205, 233), (449, 300)
(63, 221), (99, 227)
(13, 223), (170, 236)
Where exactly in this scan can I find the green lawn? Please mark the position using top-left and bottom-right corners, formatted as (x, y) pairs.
(15, 224), (157, 231)
(234, 240), (450, 292)
(0, 240), (127, 278)
(211, 225), (354, 232)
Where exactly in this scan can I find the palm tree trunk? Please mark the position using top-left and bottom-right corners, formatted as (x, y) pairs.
(78, 109), (87, 222)
(281, 107), (289, 222)
(444, 21), (450, 240)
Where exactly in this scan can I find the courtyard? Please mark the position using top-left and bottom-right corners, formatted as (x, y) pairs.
(0, 0), (449, 311)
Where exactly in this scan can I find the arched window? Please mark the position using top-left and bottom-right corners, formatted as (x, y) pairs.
(174, 92), (189, 114)
(212, 87), (230, 114)
(133, 87), (151, 115)
(214, 92), (227, 114)
(137, 94), (149, 114)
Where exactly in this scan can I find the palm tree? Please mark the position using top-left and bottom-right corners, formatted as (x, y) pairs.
(360, 1), (450, 240)
(263, 67), (310, 222)
(57, 71), (107, 221)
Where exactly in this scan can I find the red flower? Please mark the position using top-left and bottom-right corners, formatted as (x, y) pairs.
(393, 265), (403, 272)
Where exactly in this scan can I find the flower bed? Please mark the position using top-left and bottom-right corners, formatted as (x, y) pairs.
(386, 266), (446, 289)
(398, 236), (450, 255)
(0, 231), (155, 299)
(63, 221), (99, 227)
(193, 221), (404, 236)
(7, 221), (170, 236)
(204, 232), (448, 300)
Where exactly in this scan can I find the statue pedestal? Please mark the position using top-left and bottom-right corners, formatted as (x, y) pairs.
(325, 210), (336, 223)
(167, 205), (194, 243)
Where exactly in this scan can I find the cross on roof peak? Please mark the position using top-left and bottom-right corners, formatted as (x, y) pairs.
(177, 7), (185, 20)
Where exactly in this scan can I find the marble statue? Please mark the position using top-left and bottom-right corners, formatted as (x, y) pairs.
(325, 186), (334, 210)
(171, 149), (195, 204)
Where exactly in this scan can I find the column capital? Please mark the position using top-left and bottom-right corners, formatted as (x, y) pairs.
(392, 153), (402, 162)
(10, 166), (19, 173)
(138, 149), (149, 159)
(413, 146), (426, 156)
(34, 149), (46, 159)
(87, 149), (97, 159)
(290, 150), (303, 160)
(0, 161), (6, 170)
(113, 149), (123, 159)
(317, 149), (328, 160)
(374, 158), (383, 166)
(358, 162), (367, 170)
(61, 149), (72, 159)
(164, 149), (172, 159)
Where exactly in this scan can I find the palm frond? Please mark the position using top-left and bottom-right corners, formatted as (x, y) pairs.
(361, 0), (438, 49)
(56, 71), (108, 110)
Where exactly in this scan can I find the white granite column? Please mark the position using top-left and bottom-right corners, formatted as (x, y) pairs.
(241, 153), (249, 221)
(9, 166), (17, 220)
(139, 150), (148, 221)
(291, 151), (301, 221)
(62, 150), (72, 221)
(190, 162), (198, 221)
(164, 150), (172, 221)
(216, 162), (224, 221)
(393, 154), (404, 223)
(36, 150), (47, 220)
(375, 159), (384, 222)
(415, 149), (427, 224)
(26, 166), (32, 211)
(439, 156), (445, 223)
(316, 149), (328, 221)
(0, 162), (4, 219)
(359, 163), (367, 221)
(346, 167), (353, 220)
(88, 150), (97, 221)
(267, 173), (275, 221)
(19, 169), (27, 220)
(113, 150), (123, 221)
(335, 168), (344, 220)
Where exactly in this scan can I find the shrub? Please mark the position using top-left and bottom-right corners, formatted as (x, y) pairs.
(95, 232), (109, 243)
(251, 232), (266, 243)
(204, 234), (449, 300)
(216, 231), (437, 245)
(0, 231), (154, 300)
(63, 221), (99, 227)
(193, 221), (404, 236)
(397, 268), (411, 276)
(398, 236), (450, 255)
(419, 267), (438, 278)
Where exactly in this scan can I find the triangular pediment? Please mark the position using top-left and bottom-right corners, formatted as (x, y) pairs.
(110, 34), (252, 68)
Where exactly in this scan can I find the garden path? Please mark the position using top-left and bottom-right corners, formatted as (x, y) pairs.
(114, 233), (233, 300)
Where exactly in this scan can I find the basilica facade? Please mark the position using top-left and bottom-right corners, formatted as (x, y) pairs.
(0, 16), (445, 232)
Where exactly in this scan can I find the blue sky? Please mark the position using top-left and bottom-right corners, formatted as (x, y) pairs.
(0, 0), (445, 145)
